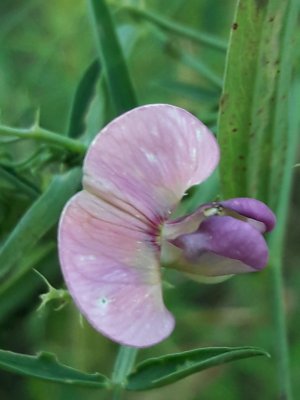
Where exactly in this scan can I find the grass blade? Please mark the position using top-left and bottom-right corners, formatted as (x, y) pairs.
(67, 59), (101, 138)
(88, 0), (138, 115)
(0, 165), (39, 199)
(125, 6), (227, 52)
(0, 168), (81, 279)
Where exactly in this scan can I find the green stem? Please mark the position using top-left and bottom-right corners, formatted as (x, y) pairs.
(111, 346), (138, 400)
(269, 252), (293, 399)
(0, 124), (87, 155)
(267, 0), (299, 396)
(169, 45), (223, 89)
(0, 166), (40, 198)
(123, 5), (227, 52)
(268, 79), (300, 400)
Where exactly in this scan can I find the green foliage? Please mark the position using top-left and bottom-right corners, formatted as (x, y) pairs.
(0, 349), (110, 388)
(0, 0), (299, 399)
(218, 1), (299, 398)
(123, 5), (227, 52)
(0, 345), (268, 392)
(88, 0), (138, 115)
(0, 165), (39, 199)
(34, 269), (71, 312)
(0, 244), (56, 323)
(0, 168), (81, 279)
(218, 0), (298, 208)
(67, 59), (101, 139)
(126, 347), (269, 390)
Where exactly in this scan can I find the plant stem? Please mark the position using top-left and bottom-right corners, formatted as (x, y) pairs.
(123, 5), (227, 52)
(268, 79), (300, 400)
(269, 213), (293, 399)
(111, 346), (138, 400)
(0, 166), (40, 198)
(0, 124), (87, 155)
(267, 0), (299, 395)
(169, 45), (223, 89)
(269, 251), (293, 400)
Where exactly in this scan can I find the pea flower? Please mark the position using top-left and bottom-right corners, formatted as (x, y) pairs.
(58, 104), (275, 348)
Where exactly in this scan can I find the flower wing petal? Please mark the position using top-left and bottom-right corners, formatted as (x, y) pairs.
(83, 104), (219, 223)
(172, 216), (269, 276)
(58, 191), (174, 348)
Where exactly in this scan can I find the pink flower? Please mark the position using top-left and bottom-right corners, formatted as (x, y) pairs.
(58, 104), (275, 348)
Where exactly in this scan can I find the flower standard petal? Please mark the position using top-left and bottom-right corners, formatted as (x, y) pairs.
(58, 191), (175, 348)
(83, 104), (220, 223)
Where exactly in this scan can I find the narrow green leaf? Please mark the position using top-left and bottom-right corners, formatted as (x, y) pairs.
(0, 165), (39, 199)
(68, 59), (101, 138)
(126, 346), (269, 390)
(217, 0), (290, 201)
(83, 75), (115, 143)
(217, 2), (298, 397)
(0, 349), (110, 388)
(124, 6), (227, 52)
(88, 0), (138, 115)
(0, 147), (49, 171)
(0, 168), (81, 279)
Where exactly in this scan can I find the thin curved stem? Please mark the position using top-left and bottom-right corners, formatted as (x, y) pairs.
(168, 45), (223, 89)
(267, 78), (300, 400)
(123, 5), (227, 52)
(0, 166), (40, 198)
(0, 124), (87, 155)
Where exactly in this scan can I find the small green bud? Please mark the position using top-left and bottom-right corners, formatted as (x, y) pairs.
(34, 269), (71, 312)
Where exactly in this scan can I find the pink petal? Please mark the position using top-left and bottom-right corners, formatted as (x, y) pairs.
(83, 104), (219, 223)
(58, 191), (174, 348)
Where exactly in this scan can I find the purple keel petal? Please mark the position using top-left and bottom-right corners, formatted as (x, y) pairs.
(83, 104), (219, 223)
(58, 191), (174, 347)
(171, 216), (269, 276)
(220, 198), (276, 232)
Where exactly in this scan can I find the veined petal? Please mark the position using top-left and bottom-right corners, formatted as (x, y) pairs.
(170, 216), (269, 276)
(83, 104), (219, 223)
(58, 191), (174, 348)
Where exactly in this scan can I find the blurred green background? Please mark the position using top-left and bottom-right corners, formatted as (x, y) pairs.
(0, 0), (299, 399)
